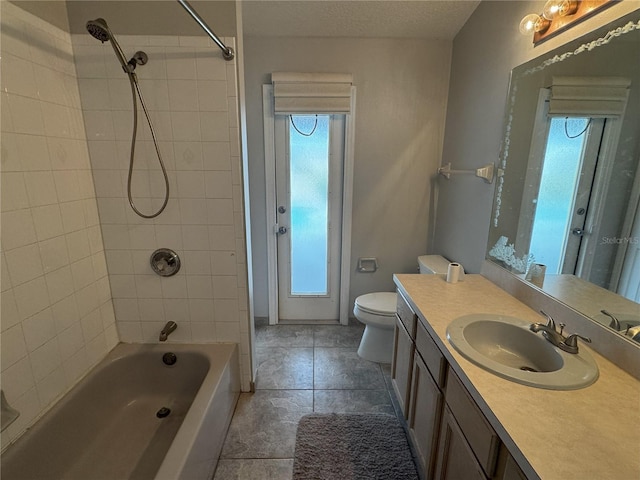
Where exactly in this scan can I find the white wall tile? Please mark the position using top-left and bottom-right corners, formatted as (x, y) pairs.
(165, 47), (197, 80)
(24, 171), (58, 207)
(15, 134), (50, 172)
(135, 275), (163, 299)
(1, 172), (30, 212)
(2, 358), (36, 404)
(5, 244), (44, 286)
(200, 112), (229, 142)
(22, 308), (56, 353)
(202, 142), (231, 171)
(1, 290), (21, 331)
(29, 337), (62, 382)
(173, 141), (204, 170)
(51, 295), (80, 333)
(36, 367), (66, 407)
(1, 132), (22, 172)
(6, 94), (45, 135)
(13, 277), (50, 321)
(1, 324), (28, 368)
(197, 81), (228, 111)
(168, 79), (199, 111)
(60, 201), (87, 233)
(45, 266), (75, 304)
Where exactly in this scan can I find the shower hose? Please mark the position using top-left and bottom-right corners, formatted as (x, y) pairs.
(125, 71), (170, 219)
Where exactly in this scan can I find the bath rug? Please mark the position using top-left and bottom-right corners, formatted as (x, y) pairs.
(292, 413), (419, 480)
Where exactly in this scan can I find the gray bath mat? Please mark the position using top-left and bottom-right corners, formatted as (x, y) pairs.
(292, 413), (419, 480)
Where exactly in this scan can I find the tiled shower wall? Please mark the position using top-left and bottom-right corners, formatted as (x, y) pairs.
(1, 2), (118, 446)
(71, 32), (251, 388)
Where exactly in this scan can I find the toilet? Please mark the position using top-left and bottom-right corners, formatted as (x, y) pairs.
(354, 255), (450, 363)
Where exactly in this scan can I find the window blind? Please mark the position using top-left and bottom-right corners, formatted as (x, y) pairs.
(272, 72), (353, 114)
(548, 76), (631, 117)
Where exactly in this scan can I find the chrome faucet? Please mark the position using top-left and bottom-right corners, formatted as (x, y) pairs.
(530, 311), (591, 354)
(159, 321), (177, 341)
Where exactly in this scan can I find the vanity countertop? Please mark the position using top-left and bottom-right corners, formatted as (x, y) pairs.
(394, 273), (640, 480)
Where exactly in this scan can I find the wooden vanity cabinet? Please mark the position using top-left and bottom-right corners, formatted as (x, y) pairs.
(392, 291), (530, 480)
(440, 368), (501, 478)
(392, 315), (414, 418)
(393, 291), (447, 477)
(434, 405), (487, 480)
(392, 292), (417, 418)
(407, 350), (444, 477)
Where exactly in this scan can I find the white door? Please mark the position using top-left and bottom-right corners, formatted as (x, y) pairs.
(273, 114), (345, 321)
(528, 116), (605, 275)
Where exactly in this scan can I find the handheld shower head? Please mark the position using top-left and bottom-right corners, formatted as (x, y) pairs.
(86, 18), (110, 42)
(85, 18), (132, 73)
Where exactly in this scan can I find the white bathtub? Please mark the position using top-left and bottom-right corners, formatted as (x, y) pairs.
(1, 343), (240, 480)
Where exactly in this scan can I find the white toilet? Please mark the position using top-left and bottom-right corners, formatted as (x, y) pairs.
(354, 255), (450, 363)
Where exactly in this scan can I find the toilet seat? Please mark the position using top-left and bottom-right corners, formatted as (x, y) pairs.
(354, 292), (396, 316)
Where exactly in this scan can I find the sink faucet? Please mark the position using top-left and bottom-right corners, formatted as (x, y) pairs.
(530, 311), (591, 354)
(159, 321), (177, 341)
(600, 309), (621, 330)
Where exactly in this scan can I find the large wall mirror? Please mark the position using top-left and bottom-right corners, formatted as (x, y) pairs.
(487, 11), (640, 344)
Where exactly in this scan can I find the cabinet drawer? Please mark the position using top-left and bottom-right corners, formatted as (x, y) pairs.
(415, 319), (447, 388)
(396, 291), (417, 338)
(445, 368), (501, 477)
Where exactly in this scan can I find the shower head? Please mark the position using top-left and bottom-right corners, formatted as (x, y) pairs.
(86, 18), (110, 42)
(85, 17), (132, 73)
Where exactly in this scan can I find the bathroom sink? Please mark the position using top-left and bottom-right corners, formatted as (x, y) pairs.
(447, 314), (598, 390)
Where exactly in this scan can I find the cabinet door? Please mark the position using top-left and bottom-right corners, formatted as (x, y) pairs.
(408, 353), (443, 478)
(434, 406), (487, 480)
(391, 316), (414, 418)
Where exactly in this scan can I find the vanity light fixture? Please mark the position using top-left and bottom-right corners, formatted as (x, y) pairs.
(520, 0), (616, 44)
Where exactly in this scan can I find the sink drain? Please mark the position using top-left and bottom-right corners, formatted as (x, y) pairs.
(156, 407), (171, 418)
(519, 366), (539, 372)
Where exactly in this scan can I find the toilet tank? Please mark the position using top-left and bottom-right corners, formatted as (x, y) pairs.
(418, 255), (450, 275)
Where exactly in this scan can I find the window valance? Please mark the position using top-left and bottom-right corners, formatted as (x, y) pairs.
(272, 72), (353, 114)
(548, 76), (631, 117)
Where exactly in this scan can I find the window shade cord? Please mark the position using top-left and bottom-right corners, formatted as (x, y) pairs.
(290, 115), (319, 137)
(564, 117), (592, 139)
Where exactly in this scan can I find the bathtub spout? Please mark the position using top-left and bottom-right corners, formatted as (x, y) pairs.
(159, 321), (177, 341)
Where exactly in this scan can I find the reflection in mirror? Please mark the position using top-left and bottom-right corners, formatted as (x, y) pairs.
(487, 12), (640, 343)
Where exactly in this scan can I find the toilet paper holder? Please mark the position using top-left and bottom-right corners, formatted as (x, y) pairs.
(357, 257), (378, 273)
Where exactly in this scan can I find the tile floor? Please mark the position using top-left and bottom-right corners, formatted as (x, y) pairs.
(213, 321), (401, 479)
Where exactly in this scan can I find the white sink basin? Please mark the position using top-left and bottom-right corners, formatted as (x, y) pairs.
(447, 314), (598, 390)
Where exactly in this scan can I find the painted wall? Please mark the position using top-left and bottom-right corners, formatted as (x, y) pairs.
(1, 2), (117, 447)
(244, 36), (452, 318)
(433, 0), (640, 273)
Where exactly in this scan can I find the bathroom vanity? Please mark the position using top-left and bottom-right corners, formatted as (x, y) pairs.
(391, 274), (640, 480)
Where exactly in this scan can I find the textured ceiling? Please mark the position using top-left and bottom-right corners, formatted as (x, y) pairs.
(242, 1), (481, 40)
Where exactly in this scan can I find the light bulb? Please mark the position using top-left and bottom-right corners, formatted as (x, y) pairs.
(543, 0), (579, 20)
(519, 14), (550, 35)
(542, 0), (562, 20)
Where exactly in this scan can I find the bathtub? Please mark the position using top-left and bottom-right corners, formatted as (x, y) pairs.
(1, 343), (240, 480)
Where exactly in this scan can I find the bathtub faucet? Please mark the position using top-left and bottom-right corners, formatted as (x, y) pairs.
(159, 321), (177, 341)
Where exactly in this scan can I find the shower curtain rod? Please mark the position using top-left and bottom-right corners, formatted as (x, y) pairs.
(177, 0), (235, 61)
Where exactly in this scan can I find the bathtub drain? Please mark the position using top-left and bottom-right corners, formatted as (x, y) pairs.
(156, 407), (171, 418)
(162, 352), (177, 365)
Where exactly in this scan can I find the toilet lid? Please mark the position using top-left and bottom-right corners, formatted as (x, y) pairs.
(355, 292), (397, 316)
